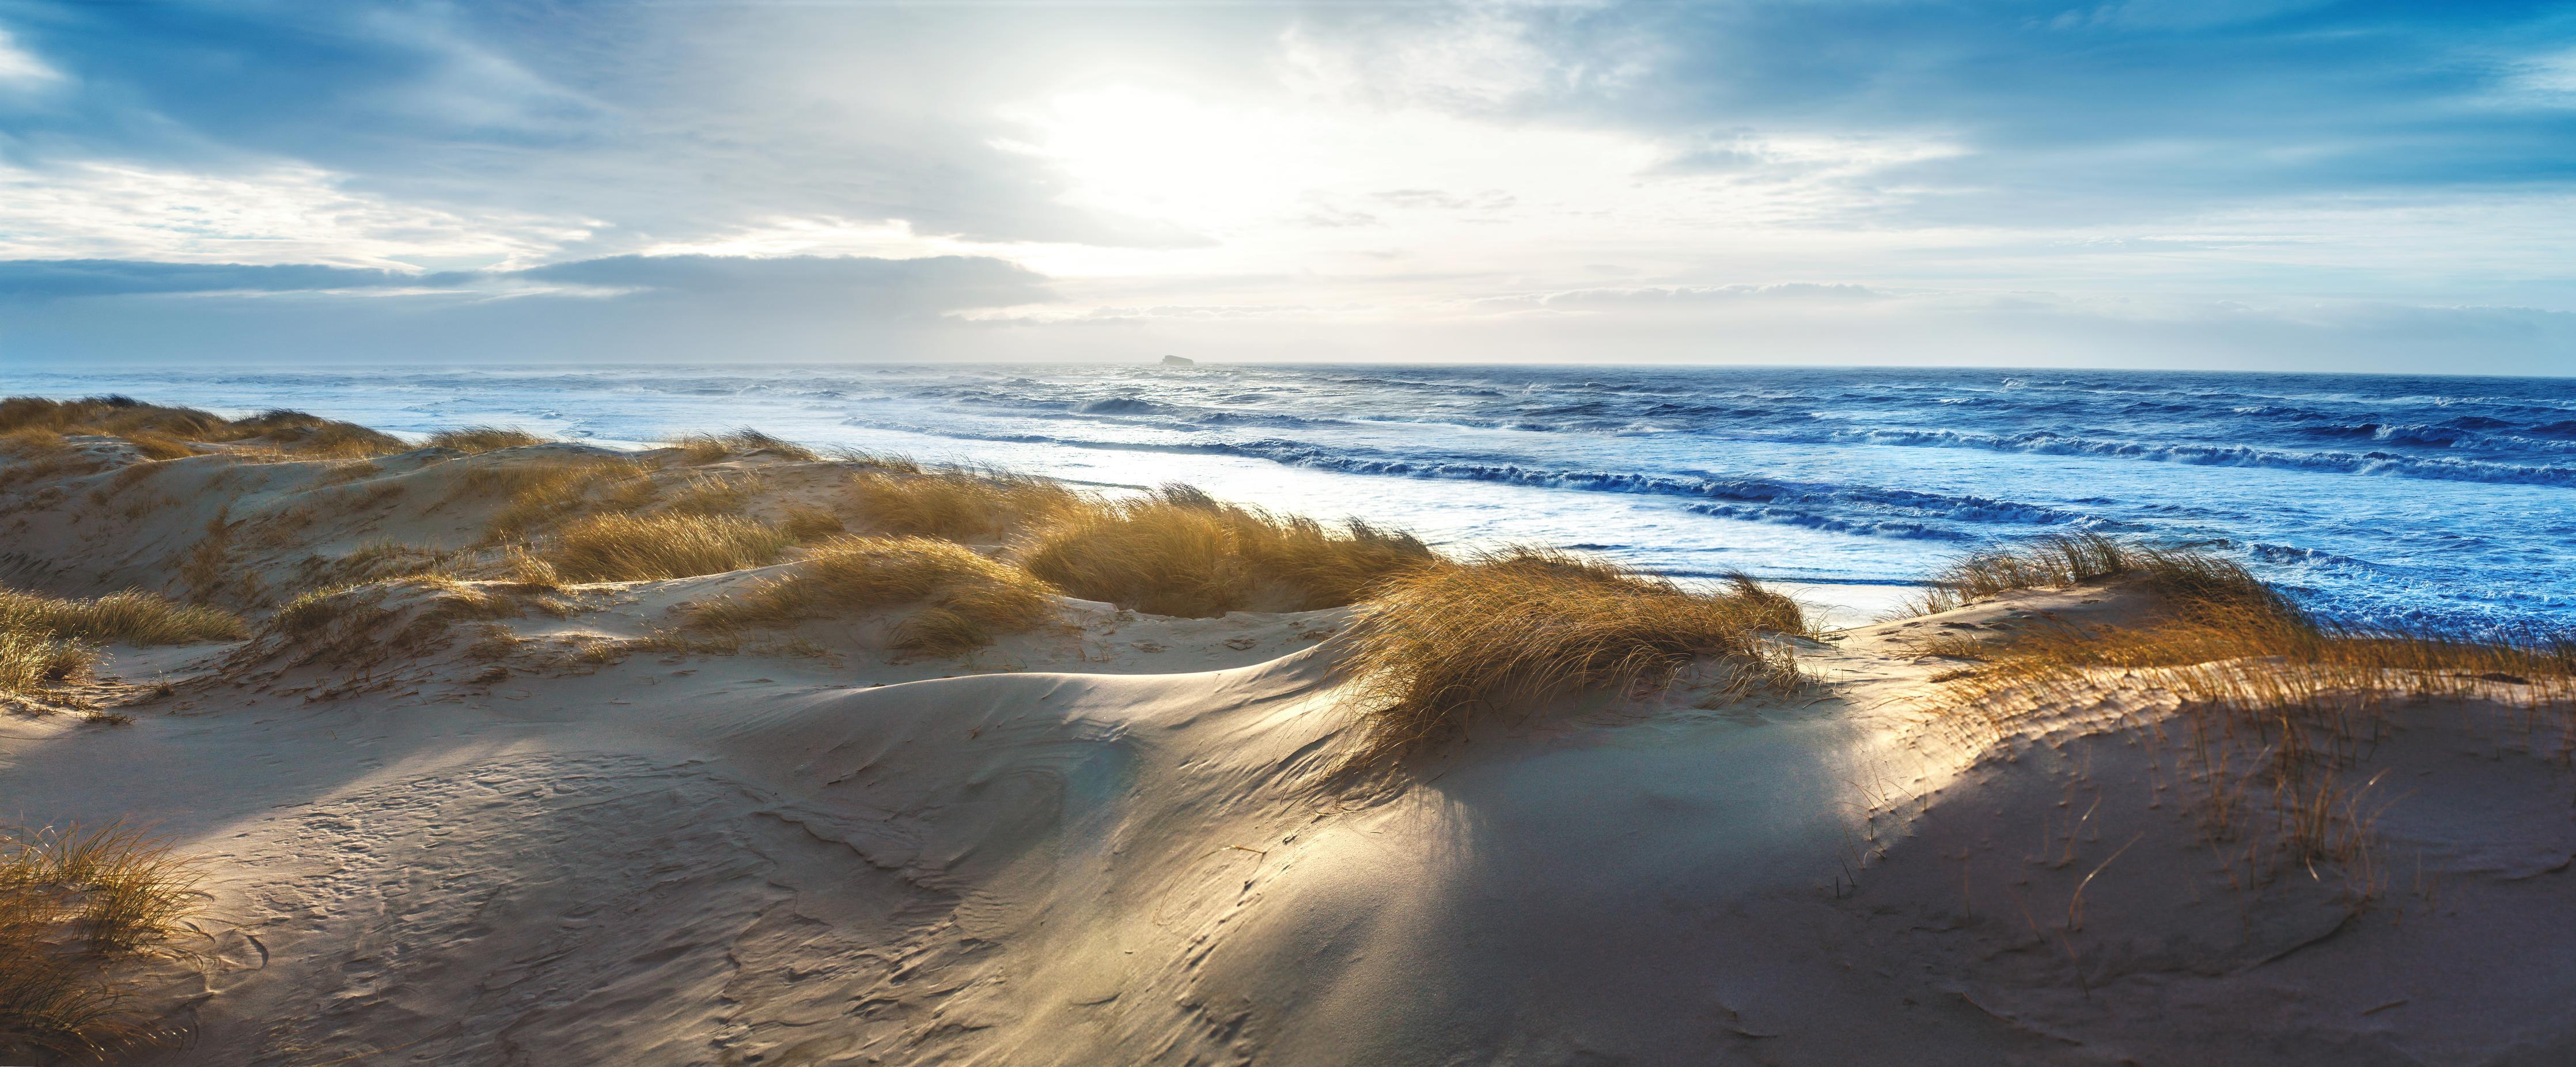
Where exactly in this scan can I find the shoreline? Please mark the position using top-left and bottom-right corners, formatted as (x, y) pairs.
(4, 364), (2569, 634)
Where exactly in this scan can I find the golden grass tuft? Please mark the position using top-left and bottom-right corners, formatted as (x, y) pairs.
(0, 588), (247, 646)
(119, 432), (195, 462)
(427, 426), (548, 453)
(1914, 539), (2576, 875)
(665, 472), (756, 517)
(691, 536), (1062, 654)
(1339, 548), (1807, 763)
(539, 513), (791, 583)
(670, 429), (819, 464)
(1908, 532), (2135, 614)
(846, 466), (1085, 542)
(1017, 486), (1437, 617)
(465, 456), (658, 541)
(0, 822), (200, 1060)
(778, 506), (845, 542)
(0, 585), (242, 697)
(0, 632), (94, 697)
(0, 427), (67, 457)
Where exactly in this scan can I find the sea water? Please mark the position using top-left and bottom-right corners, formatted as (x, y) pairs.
(2, 363), (2567, 631)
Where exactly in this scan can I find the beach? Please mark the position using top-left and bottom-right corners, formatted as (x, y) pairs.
(2, 399), (2571, 1064)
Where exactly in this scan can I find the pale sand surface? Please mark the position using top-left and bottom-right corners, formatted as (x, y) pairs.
(3, 436), (2573, 1065)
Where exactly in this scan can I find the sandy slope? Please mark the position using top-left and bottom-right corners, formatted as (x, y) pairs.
(5, 443), (2575, 1065)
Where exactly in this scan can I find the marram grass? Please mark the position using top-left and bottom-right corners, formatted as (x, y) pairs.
(539, 513), (793, 583)
(427, 426), (548, 453)
(692, 535), (1062, 655)
(1017, 486), (1437, 617)
(0, 822), (201, 1060)
(1338, 548), (1807, 765)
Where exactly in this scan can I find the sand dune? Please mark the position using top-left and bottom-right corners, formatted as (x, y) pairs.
(3, 414), (2573, 1065)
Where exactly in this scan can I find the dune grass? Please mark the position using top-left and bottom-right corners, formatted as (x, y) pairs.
(0, 587), (245, 698)
(846, 465), (1086, 542)
(536, 513), (793, 583)
(0, 822), (202, 1060)
(691, 536), (1062, 655)
(467, 456), (660, 542)
(0, 588), (248, 647)
(778, 506), (845, 542)
(427, 426), (547, 453)
(1338, 548), (1807, 764)
(0, 395), (403, 461)
(665, 472), (757, 517)
(1914, 540), (2576, 872)
(0, 632), (95, 697)
(1017, 486), (1437, 617)
(670, 429), (819, 464)
(119, 433), (196, 461)
(1907, 532), (2137, 614)
(1919, 549), (2576, 717)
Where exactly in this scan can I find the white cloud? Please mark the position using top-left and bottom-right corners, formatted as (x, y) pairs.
(2511, 47), (2576, 101)
(0, 25), (63, 88)
(0, 161), (593, 269)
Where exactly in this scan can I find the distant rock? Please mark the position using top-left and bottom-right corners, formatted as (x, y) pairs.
(1160, 354), (1196, 367)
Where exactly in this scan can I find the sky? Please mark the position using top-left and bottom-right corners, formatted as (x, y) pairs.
(0, 0), (2572, 373)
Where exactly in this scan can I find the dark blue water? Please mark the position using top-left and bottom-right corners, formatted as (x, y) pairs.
(2, 363), (2567, 630)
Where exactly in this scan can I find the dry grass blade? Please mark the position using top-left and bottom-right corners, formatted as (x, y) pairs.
(1340, 548), (1806, 765)
(691, 536), (1062, 654)
(0, 822), (202, 1061)
(1018, 485), (1436, 617)
(538, 514), (791, 582)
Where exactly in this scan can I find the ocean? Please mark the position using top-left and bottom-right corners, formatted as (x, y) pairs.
(3, 363), (2569, 631)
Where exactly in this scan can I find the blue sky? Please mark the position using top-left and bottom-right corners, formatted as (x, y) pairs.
(1, 0), (2572, 371)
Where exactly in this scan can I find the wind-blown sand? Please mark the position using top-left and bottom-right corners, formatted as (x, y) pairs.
(5, 432), (2574, 1065)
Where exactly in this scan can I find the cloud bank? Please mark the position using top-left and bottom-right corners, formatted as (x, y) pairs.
(0, 1), (2568, 371)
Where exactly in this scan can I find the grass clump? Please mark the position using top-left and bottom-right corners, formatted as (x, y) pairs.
(671, 430), (818, 464)
(847, 466), (1085, 542)
(1908, 532), (2134, 614)
(225, 409), (405, 459)
(1018, 486), (1436, 617)
(0, 586), (243, 697)
(465, 457), (658, 541)
(778, 506), (846, 542)
(1915, 540), (2576, 874)
(0, 395), (401, 460)
(0, 822), (202, 1060)
(539, 514), (791, 583)
(119, 433), (195, 461)
(1339, 548), (1806, 763)
(666, 472), (756, 517)
(0, 632), (95, 697)
(692, 536), (1062, 655)
(0, 588), (247, 647)
(427, 426), (547, 453)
